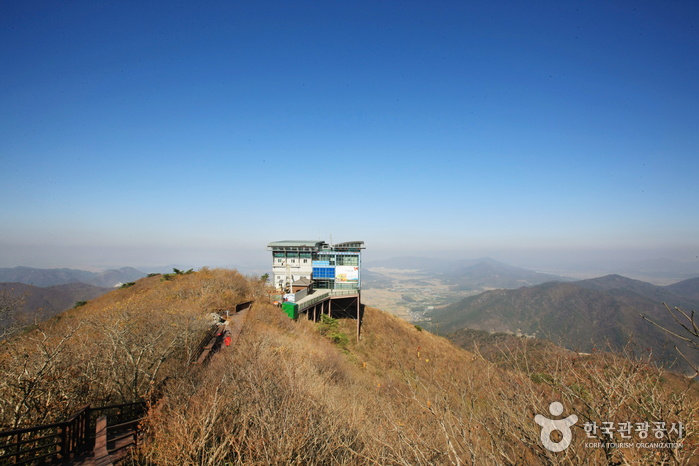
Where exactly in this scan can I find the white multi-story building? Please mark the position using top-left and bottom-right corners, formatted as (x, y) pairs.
(267, 240), (365, 292)
(267, 240), (319, 291)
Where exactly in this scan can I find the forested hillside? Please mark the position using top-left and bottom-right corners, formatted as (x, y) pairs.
(0, 266), (146, 288)
(0, 268), (252, 430)
(428, 277), (699, 374)
(0, 282), (113, 332)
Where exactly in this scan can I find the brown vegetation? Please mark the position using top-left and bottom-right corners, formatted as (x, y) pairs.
(138, 298), (699, 465)
(0, 268), (252, 430)
(2, 269), (699, 465)
(0, 285), (29, 339)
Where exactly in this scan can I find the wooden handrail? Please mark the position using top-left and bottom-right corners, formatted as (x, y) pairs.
(0, 421), (65, 438)
(0, 301), (255, 464)
(0, 401), (147, 465)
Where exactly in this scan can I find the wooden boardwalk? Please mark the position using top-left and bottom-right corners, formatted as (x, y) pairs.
(224, 306), (250, 348)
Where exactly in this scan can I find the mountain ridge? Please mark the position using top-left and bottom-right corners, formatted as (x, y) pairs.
(0, 266), (146, 288)
(665, 277), (699, 302)
(0, 281), (113, 329)
(576, 274), (699, 310)
(444, 260), (568, 291)
(427, 275), (699, 373)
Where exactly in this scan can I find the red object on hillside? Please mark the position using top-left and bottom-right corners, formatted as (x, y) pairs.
(224, 336), (231, 347)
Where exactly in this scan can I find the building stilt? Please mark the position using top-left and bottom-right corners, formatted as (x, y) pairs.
(356, 295), (360, 341)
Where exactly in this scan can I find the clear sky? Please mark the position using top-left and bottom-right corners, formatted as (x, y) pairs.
(1, 1), (698, 272)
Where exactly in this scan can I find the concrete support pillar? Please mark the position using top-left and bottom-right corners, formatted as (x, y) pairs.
(356, 296), (360, 341)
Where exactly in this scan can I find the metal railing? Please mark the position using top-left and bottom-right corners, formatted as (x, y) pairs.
(330, 289), (360, 298)
(297, 291), (331, 311)
(297, 289), (359, 312)
(211, 300), (254, 319)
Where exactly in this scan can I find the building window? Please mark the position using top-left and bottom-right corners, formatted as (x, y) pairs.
(336, 255), (358, 266)
(303, 259), (307, 263)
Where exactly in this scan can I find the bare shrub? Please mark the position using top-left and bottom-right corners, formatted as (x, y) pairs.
(381, 336), (699, 465)
(355, 308), (699, 465)
(0, 269), (244, 429)
(140, 305), (368, 465)
(0, 322), (83, 428)
(0, 285), (30, 339)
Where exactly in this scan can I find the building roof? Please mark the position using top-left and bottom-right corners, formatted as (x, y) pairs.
(292, 277), (312, 287)
(267, 240), (365, 251)
(267, 240), (326, 248)
(334, 241), (366, 249)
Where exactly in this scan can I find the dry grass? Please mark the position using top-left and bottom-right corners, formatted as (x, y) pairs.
(138, 300), (699, 465)
(3, 269), (699, 465)
(0, 268), (252, 429)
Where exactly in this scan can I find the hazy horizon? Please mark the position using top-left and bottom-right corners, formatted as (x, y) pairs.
(2, 242), (698, 284)
(2, 2), (697, 276)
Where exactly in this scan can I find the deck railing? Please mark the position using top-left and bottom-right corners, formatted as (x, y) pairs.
(0, 401), (146, 466)
(297, 289), (359, 311)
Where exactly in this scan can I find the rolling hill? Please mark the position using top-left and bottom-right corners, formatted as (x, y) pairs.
(2, 268), (697, 464)
(444, 260), (567, 291)
(0, 267), (96, 287)
(0, 282), (113, 328)
(614, 259), (699, 282)
(0, 266), (146, 288)
(0, 269), (699, 466)
(576, 274), (699, 310)
(665, 277), (699, 302)
(427, 278), (694, 372)
(84, 267), (146, 287)
(364, 256), (569, 292)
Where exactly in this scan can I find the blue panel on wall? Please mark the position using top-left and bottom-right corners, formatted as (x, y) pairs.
(312, 267), (335, 279)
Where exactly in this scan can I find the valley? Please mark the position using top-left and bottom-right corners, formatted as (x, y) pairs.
(360, 267), (479, 321)
(361, 257), (571, 322)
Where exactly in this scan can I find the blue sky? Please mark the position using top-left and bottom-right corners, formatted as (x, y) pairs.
(1, 1), (697, 271)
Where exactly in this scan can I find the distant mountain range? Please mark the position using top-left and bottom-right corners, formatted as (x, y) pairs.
(359, 269), (393, 290)
(443, 259), (568, 291)
(365, 257), (569, 291)
(0, 282), (113, 330)
(427, 274), (699, 373)
(366, 256), (465, 272)
(0, 266), (146, 288)
(666, 277), (699, 301)
(367, 256), (699, 284)
(612, 259), (699, 282)
(575, 275), (699, 311)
